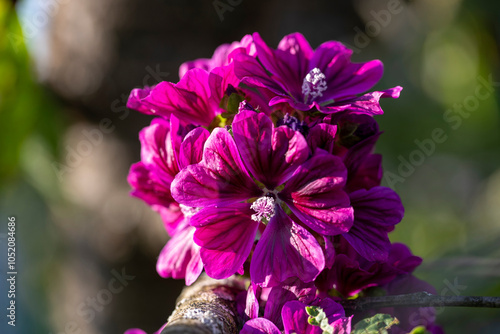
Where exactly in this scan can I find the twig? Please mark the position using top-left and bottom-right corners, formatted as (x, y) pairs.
(160, 277), (500, 334)
(160, 275), (246, 334)
(340, 292), (500, 312)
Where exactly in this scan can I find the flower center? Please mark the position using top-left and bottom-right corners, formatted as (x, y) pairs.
(276, 113), (309, 136)
(250, 196), (276, 223)
(301, 67), (328, 103)
(180, 204), (201, 218)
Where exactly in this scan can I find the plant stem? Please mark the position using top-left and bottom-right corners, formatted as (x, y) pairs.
(340, 292), (500, 312)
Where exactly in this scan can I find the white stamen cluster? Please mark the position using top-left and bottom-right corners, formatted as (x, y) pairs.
(250, 196), (276, 222)
(301, 67), (328, 103)
(180, 204), (201, 218)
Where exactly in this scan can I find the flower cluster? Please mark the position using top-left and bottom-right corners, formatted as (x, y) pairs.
(127, 32), (441, 334)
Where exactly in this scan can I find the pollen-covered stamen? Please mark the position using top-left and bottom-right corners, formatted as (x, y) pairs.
(180, 204), (201, 218)
(250, 196), (276, 223)
(301, 67), (328, 103)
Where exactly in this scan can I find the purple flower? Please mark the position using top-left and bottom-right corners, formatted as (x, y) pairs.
(127, 116), (209, 285)
(128, 116), (208, 231)
(283, 299), (352, 334)
(234, 32), (402, 114)
(156, 217), (203, 286)
(343, 186), (404, 262)
(241, 318), (282, 334)
(127, 65), (240, 126)
(171, 109), (354, 286)
(262, 278), (317, 329)
(315, 242), (422, 297)
(179, 34), (255, 78)
(124, 329), (148, 334)
(308, 115), (403, 262)
(242, 298), (351, 334)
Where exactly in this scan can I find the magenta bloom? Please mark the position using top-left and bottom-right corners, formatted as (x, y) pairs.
(262, 278), (317, 330)
(127, 65), (240, 126)
(171, 109), (353, 286)
(127, 116), (209, 285)
(242, 298), (352, 334)
(127, 116), (208, 232)
(344, 186), (404, 262)
(156, 217), (203, 286)
(179, 34), (255, 78)
(234, 32), (401, 114)
(316, 242), (422, 298)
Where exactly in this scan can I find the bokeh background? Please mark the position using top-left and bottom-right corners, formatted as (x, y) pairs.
(1, 0), (499, 333)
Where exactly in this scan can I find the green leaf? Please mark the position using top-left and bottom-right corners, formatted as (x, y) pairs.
(306, 306), (321, 317)
(352, 313), (399, 334)
(227, 92), (245, 113)
(219, 91), (245, 114)
(408, 326), (431, 334)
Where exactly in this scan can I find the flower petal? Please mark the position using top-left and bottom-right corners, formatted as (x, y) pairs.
(241, 318), (281, 334)
(143, 68), (216, 125)
(250, 206), (325, 287)
(281, 153), (353, 235)
(127, 86), (156, 115)
(178, 127), (210, 170)
(191, 203), (259, 279)
(233, 110), (309, 188)
(254, 32), (312, 98)
(128, 162), (174, 208)
(139, 118), (178, 181)
(171, 128), (262, 207)
(156, 221), (203, 285)
(343, 187), (404, 261)
(234, 53), (285, 94)
(208, 63), (241, 108)
(264, 278), (316, 329)
(307, 123), (338, 155)
(282, 298), (348, 334)
(320, 86), (403, 115)
(245, 283), (261, 320)
(322, 57), (384, 101)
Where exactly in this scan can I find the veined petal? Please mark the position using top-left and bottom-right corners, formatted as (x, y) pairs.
(233, 110), (309, 189)
(179, 34), (255, 78)
(143, 68), (216, 125)
(241, 318), (281, 334)
(156, 221), (203, 286)
(191, 203), (259, 279)
(128, 162), (174, 208)
(253, 32), (311, 98)
(139, 118), (178, 181)
(343, 187), (404, 261)
(245, 283), (260, 320)
(308, 40), (351, 75)
(307, 123), (338, 155)
(127, 86), (156, 115)
(234, 53), (286, 93)
(319, 86), (403, 115)
(250, 206), (325, 287)
(322, 59), (384, 102)
(264, 278), (316, 330)
(178, 127), (210, 170)
(208, 63), (241, 107)
(171, 128), (262, 207)
(343, 133), (381, 192)
(281, 153), (353, 235)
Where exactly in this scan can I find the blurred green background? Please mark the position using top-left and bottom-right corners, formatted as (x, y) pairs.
(0, 0), (499, 333)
